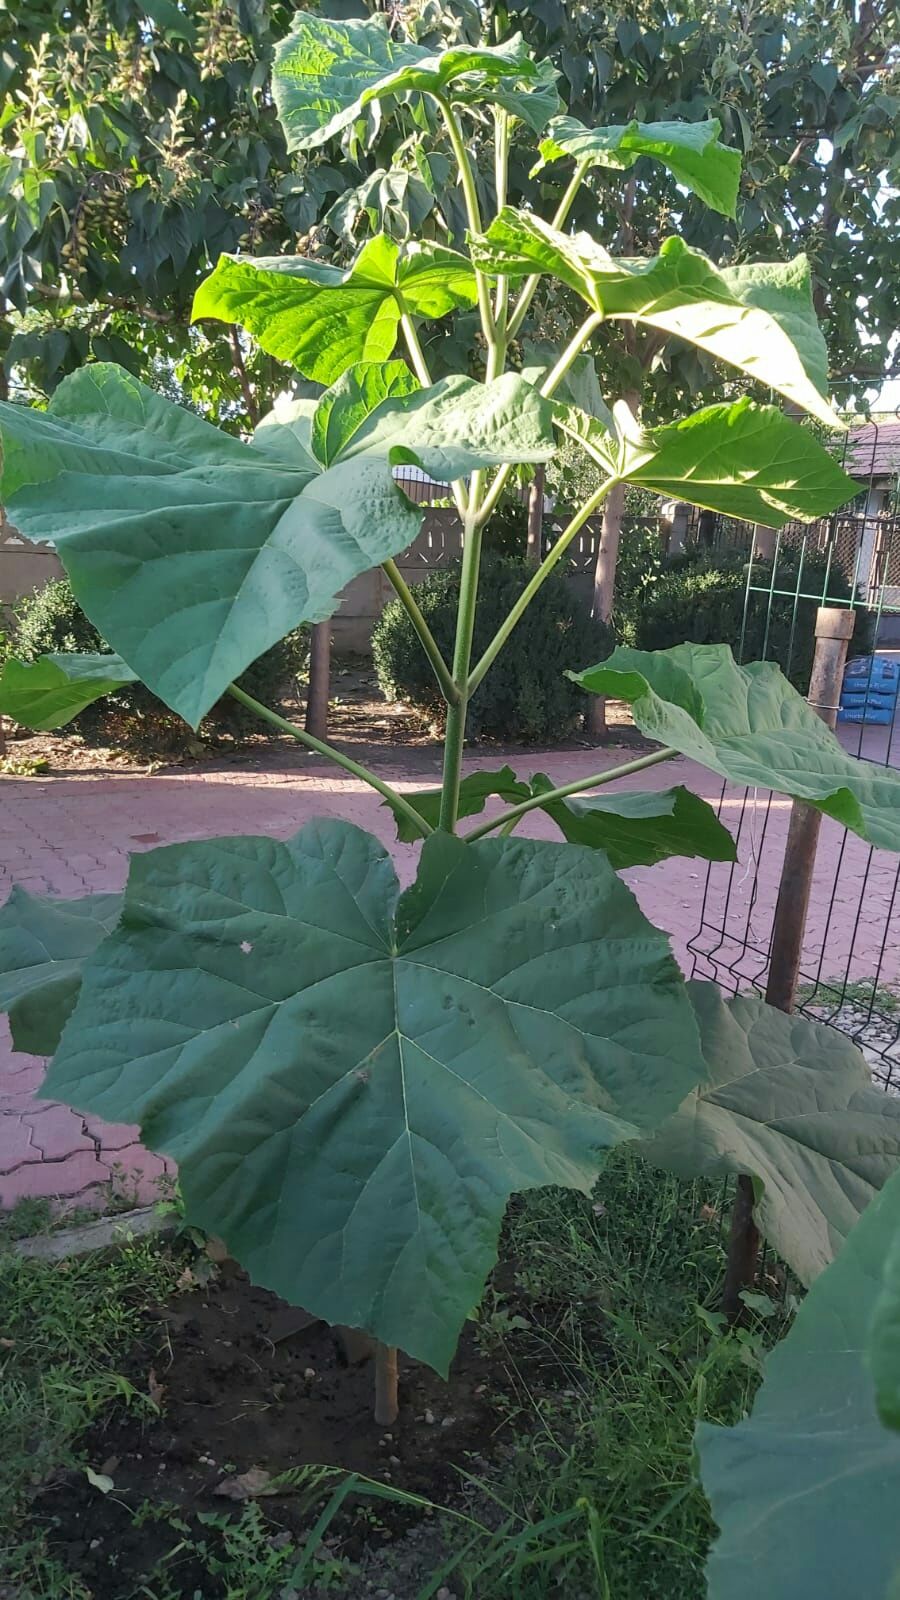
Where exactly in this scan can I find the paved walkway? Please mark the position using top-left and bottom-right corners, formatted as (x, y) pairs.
(1, 730), (898, 1211)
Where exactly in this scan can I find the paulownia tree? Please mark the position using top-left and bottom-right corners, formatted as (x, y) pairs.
(2, 14), (900, 1426)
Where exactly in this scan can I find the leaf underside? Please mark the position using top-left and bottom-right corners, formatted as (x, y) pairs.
(0, 887), (122, 1055)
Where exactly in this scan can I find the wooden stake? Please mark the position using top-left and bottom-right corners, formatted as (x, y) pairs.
(374, 1342), (399, 1426)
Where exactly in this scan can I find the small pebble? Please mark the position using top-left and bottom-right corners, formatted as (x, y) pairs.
(89, 1539), (102, 1551)
(437, 1589), (453, 1600)
(424, 1409), (435, 1424)
(303, 1366), (316, 1380)
(389, 1454), (400, 1465)
(441, 1415), (456, 1428)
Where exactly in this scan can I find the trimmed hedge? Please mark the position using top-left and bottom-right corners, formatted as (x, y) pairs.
(373, 552), (613, 743)
(12, 578), (309, 748)
(619, 548), (876, 691)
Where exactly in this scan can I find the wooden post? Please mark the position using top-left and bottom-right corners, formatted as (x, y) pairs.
(526, 464), (545, 566)
(305, 621), (331, 741)
(586, 479), (627, 739)
(722, 606), (856, 1320)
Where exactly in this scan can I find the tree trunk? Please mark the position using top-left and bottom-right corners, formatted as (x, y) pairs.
(305, 622), (331, 741)
(586, 479), (627, 738)
(526, 464), (545, 565)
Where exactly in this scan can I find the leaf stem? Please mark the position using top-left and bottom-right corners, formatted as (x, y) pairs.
(226, 683), (432, 839)
(469, 474), (619, 692)
(475, 308), (606, 529)
(506, 157), (591, 342)
(436, 95), (497, 346)
(382, 560), (459, 705)
(463, 748), (680, 841)
(493, 108), (511, 327)
(399, 312), (469, 518)
(439, 505), (483, 832)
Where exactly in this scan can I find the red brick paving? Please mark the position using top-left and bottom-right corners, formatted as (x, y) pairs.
(1, 728), (897, 1211)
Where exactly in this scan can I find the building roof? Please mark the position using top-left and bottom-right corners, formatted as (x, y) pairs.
(847, 421), (900, 479)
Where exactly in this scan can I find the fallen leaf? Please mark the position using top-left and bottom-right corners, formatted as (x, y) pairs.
(214, 1466), (277, 1501)
(0, 1338), (15, 1349)
(205, 1235), (229, 1264)
(148, 1368), (166, 1407)
(85, 1466), (114, 1494)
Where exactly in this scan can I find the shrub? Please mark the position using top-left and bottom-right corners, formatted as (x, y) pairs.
(373, 552), (613, 742)
(13, 579), (309, 748)
(619, 548), (876, 690)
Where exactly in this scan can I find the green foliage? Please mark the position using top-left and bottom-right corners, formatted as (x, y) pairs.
(536, 114), (741, 216)
(618, 548), (875, 690)
(641, 983), (900, 1286)
(373, 553), (613, 742)
(0, 886), (122, 1055)
(574, 642), (900, 851)
(10, 577), (309, 743)
(698, 1164), (900, 1600)
(42, 818), (703, 1374)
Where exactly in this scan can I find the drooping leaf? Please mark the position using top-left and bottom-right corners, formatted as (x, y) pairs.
(0, 364), (554, 727)
(0, 887), (122, 1055)
(44, 820), (705, 1373)
(641, 982), (900, 1285)
(272, 14), (557, 151)
(193, 236), (478, 385)
(384, 766), (735, 868)
(471, 217), (837, 425)
(0, 651), (139, 731)
(529, 779), (737, 869)
(310, 363), (555, 479)
(570, 643), (900, 852)
(537, 115), (741, 217)
(556, 396), (859, 526)
(698, 1164), (900, 1600)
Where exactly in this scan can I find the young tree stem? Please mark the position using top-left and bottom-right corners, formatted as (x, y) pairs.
(463, 747), (679, 841)
(436, 96), (496, 345)
(506, 158), (591, 341)
(226, 684), (432, 839)
(399, 312), (469, 518)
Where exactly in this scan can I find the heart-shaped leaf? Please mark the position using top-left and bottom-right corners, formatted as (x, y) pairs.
(0, 887), (122, 1055)
(537, 115), (741, 217)
(870, 1211), (900, 1433)
(44, 820), (704, 1373)
(642, 982), (900, 1285)
(0, 364), (554, 728)
(472, 216), (837, 425)
(698, 1164), (900, 1600)
(272, 14), (558, 150)
(570, 643), (900, 852)
(0, 651), (139, 731)
(556, 396), (859, 525)
(193, 236), (478, 385)
(385, 766), (735, 869)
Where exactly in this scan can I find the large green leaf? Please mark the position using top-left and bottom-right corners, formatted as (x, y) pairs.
(272, 15), (558, 150)
(0, 887), (122, 1055)
(471, 217), (837, 425)
(698, 1165), (900, 1600)
(0, 364), (553, 727)
(0, 651), (139, 731)
(556, 396), (859, 525)
(310, 361), (555, 478)
(570, 643), (900, 853)
(642, 982), (900, 1285)
(537, 115), (741, 217)
(384, 766), (736, 868)
(44, 820), (704, 1373)
(193, 235), (478, 385)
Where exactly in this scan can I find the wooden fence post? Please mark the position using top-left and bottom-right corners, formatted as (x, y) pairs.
(305, 621), (331, 742)
(722, 605), (856, 1320)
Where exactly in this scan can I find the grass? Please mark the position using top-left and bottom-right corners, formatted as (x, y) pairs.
(0, 1227), (186, 1595)
(0, 1152), (790, 1599)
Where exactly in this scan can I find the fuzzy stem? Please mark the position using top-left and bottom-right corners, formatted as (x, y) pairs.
(439, 505), (483, 832)
(469, 474), (619, 692)
(463, 748), (680, 841)
(226, 684), (431, 840)
(382, 560), (459, 705)
(506, 158), (591, 342)
(436, 95), (497, 345)
(399, 312), (468, 518)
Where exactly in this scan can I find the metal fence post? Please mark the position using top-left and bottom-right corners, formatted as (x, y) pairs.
(722, 605), (856, 1320)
